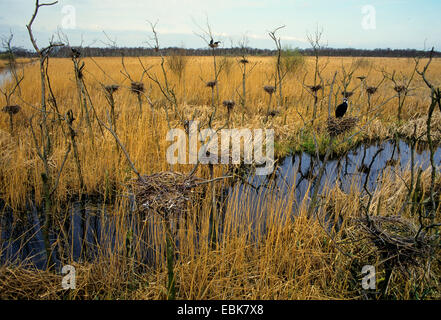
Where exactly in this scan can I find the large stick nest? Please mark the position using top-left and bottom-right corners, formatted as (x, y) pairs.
(357, 215), (436, 272)
(326, 116), (358, 136)
(133, 172), (203, 218)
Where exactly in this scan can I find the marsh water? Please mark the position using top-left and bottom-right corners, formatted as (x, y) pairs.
(1, 138), (440, 269)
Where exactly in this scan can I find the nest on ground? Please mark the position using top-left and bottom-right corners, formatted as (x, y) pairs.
(105, 84), (120, 95)
(267, 109), (280, 118)
(2, 105), (20, 115)
(133, 172), (204, 219)
(326, 116), (358, 136)
(356, 216), (436, 272)
(130, 82), (145, 94)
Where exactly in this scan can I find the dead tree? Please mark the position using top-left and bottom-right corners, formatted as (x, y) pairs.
(26, 0), (70, 269)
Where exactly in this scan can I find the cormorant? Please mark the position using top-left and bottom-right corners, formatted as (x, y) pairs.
(335, 98), (349, 118)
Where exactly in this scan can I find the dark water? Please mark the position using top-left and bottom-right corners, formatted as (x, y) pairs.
(0, 196), (159, 270)
(224, 139), (441, 223)
(1, 139), (440, 269)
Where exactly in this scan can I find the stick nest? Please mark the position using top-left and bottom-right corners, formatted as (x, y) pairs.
(326, 116), (358, 136)
(133, 172), (202, 218)
(264, 85), (276, 95)
(130, 82), (145, 94)
(357, 216), (436, 272)
(2, 105), (20, 115)
(105, 84), (120, 95)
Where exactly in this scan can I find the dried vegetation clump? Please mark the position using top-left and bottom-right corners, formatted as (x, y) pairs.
(2, 105), (20, 115)
(133, 172), (203, 218)
(356, 215), (437, 273)
(326, 116), (358, 136)
(396, 112), (441, 142)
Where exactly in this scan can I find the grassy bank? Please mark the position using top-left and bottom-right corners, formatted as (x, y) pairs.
(1, 55), (441, 300)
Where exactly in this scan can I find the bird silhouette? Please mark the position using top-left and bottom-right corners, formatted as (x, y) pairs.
(71, 48), (81, 58)
(335, 98), (349, 118)
(209, 39), (220, 48)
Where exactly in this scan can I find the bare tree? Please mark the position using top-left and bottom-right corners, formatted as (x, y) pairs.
(306, 25), (329, 123)
(26, 0), (69, 269)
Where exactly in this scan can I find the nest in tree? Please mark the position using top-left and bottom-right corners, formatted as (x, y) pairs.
(357, 216), (436, 272)
(239, 58), (249, 64)
(2, 105), (20, 115)
(342, 91), (354, 98)
(326, 116), (358, 136)
(308, 85), (322, 93)
(105, 84), (120, 95)
(223, 100), (235, 112)
(394, 85), (407, 94)
(130, 82), (145, 94)
(133, 172), (203, 219)
(357, 76), (366, 81)
(206, 80), (217, 88)
(264, 85), (276, 95)
(366, 86), (378, 95)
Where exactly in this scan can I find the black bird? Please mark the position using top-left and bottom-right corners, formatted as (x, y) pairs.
(335, 98), (349, 118)
(209, 39), (221, 48)
(71, 47), (81, 58)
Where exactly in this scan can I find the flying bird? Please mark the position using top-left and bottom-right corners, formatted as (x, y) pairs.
(335, 98), (349, 118)
(209, 39), (221, 48)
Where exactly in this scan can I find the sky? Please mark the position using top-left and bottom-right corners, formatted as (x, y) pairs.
(0, 0), (440, 51)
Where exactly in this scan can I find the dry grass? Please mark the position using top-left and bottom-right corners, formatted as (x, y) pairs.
(1, 56), (441, 300)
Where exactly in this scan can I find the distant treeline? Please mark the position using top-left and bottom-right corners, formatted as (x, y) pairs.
(2, 46), (440, 59)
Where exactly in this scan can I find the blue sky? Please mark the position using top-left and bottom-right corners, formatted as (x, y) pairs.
(0, 0), (440, 50)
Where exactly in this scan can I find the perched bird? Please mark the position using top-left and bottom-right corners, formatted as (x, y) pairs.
(71, 47), (81, 58)
(335, 98), (349, 118)
(209, 39), (221, 48)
